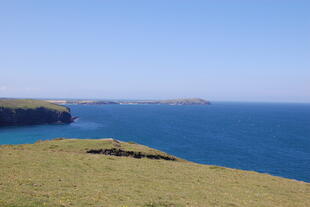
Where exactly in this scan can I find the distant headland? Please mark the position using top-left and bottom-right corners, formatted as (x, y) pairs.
(46, 98), (211, 105)
(0, 99), (74, 126)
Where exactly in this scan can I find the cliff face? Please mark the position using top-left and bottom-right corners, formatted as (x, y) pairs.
(0, 106), (73, 126)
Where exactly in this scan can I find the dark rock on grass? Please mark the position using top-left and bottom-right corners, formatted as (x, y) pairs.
(87, 148), (176, 161)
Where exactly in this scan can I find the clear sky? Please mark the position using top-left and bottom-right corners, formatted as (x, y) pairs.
(0, 0), (309, 102)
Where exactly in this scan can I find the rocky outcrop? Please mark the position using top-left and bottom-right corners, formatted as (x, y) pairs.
(87, 148), (176, 161)
(0, 106), (73, 126)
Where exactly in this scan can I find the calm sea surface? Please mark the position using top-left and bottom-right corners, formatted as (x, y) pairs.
(0, 102), (309, 182)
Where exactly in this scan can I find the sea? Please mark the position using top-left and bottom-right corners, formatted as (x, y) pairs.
(0, 102), (309, 182)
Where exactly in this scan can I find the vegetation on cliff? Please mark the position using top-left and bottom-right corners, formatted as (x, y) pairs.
(0, 99), (69, 111)
(0, 99), (73, 126)
(0, 138), (309, 207)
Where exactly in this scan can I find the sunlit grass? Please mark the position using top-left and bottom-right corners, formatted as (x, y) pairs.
(0, 139), (309, 207)
(0, 99), (68, 112)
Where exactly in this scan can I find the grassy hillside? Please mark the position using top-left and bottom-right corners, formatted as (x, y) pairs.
(0, 99), (69, 112)
(0, 139), (309, 207)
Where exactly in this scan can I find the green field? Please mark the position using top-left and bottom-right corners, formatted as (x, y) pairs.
(0, 99), (69, 112)
(0, 139), (309, 207)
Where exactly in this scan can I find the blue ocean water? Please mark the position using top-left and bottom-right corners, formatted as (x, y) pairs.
(0, 102), (309, 182)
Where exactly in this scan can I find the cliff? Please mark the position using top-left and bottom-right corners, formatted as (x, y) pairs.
(0, 99), (73, 126)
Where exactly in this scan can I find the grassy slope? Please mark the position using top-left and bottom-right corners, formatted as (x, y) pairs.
(0, 99), (68, 112)
(0, 139), (309, 207)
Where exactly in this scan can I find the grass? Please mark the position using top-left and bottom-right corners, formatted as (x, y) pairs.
(0, 99), (69, 112)
(0, 138), (309, 207)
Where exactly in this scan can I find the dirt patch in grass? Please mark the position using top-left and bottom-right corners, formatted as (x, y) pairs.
(87, 148), (176, 161)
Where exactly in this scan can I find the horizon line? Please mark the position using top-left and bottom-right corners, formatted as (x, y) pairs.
(1, 97), (309, 104)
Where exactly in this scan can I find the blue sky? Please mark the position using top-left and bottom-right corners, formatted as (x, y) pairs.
(0, 0), (309, 102)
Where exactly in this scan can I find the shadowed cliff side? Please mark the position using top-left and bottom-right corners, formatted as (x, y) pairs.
(0, 99), (73, 126)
